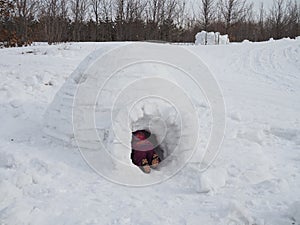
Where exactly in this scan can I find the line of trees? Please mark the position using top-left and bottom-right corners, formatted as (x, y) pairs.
(0, 0), (299, 47)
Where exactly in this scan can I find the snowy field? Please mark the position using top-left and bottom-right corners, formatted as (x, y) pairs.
(0, 39), (300, 225)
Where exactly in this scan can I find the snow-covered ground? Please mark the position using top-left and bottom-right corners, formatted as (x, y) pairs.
(0, 39), (300, 225)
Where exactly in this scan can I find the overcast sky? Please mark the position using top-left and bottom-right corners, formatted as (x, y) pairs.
(250, 0), (274, 10)
(189, 0), (300, 13)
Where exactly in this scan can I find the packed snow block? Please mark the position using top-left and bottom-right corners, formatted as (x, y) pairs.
(195, 31), (229, 45)
(44, 44), (124, 142)
(43, 42), (225, 185)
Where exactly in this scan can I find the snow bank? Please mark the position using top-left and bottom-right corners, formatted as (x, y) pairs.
(195, 31), (230, 45)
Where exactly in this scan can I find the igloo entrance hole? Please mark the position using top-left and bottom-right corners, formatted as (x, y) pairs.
(129, 109), (182, 169)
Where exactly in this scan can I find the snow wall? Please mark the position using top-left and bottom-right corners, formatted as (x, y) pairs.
(195, 31), (230, 45)
(44, 42), (225, 186)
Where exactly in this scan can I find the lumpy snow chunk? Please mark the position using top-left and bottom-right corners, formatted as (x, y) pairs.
(195, 31), (230, 45)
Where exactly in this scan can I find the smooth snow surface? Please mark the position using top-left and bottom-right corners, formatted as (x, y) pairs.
(0, 39), (300, 225)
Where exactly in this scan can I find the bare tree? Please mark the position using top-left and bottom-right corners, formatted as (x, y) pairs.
(40, 0), (59, 44)
(39, 0), (70, 44)
(267, 0), (290, 39)
(114, 0), (147, 40)
(91, 0), (102, 40)
(14, 0), (38, 45)
(176, 0), (187, 26)
(286, 0), (299, 38)
(102, 0), (113, 20)
(117, 0), (145, 22)
(102, 0), (114, 40)
(91, 0), (101, 24)
(2, 0), (300, 45)
(70, 0), (88, 41)
(198, 0), (215, 44)
(157, 0), (180, 23)
(146, 0), (163, 23)
(114, 0), (125, 40)
(0, 0), (18, 46)
(200, 0), (214, 31)
(115, 0), (124, 20)
(256, 2), (266, 41)
(217, 0), (249, 35)
(57, 0), (69, 41)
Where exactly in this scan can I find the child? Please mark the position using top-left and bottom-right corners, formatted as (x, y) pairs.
(131, 130), (161, 173)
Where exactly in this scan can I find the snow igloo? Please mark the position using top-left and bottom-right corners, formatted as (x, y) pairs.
(44, 42), (225, 186)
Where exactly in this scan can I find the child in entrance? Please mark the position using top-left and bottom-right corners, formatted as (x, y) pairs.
(131, 130), (161, 173)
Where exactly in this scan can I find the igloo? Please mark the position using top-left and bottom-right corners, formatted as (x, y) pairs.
(44, 42), (225, 186)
